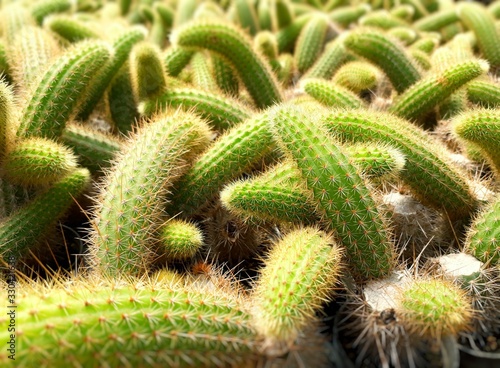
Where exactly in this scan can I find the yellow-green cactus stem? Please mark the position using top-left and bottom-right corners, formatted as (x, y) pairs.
(0, 81), (16, 163)
(220, 162), (318, 225)
(332, 61), (381, 94)
(89, 111), (212, 277)
(251, 227), (342, 345)
(169, 111), (275, 217)
(387, 26), (418, 45)
(190, 51), (219, 91)
(130, 41), (167, 102)
(172, 20), (283, 109)
(160, 219), (204, 261)
(304, 36), (353, 80)
(463, 194), (500, 267)
(489, 0), (500, 19)
(274, 0), (294, 29)
(398, 278), (473, 338)
(294, 14), (330, 74)
(276, 13), (312, 53)
(413, 9), (459, 32)
(301, 78), (365, 109)
(257, 0), (272, 31)
(3, 137), (78, 187)
(0, 168), (90, 261)
(410, 33), (440, 54)
(466, 79), (500, 108)
(77, 26), (147, 121)
(343, 28), (421, 93)
(8, 26), (61, 91)
(275, 52), (294, 86)
(107, 64), (139, 135)
(211, 54), (240, 97)
(17, 40), (111, 140)
(140, 87), (252, 131)
(174, 0), (198, 28)
(359, 10), (409, 30)
(457, 2), (500, 72)
(0, 277), (260, 367)
(46, 15), (99, 43)
(235, 0), (259, 35)
(60, 123), (123, 174)
(30, 0), (73, 25)
(270, 104), (395, 279)
(329, 4), (371, 28)
(322, 109), (479, 220)
(390, 4), (415, 22)
(389, 59), (489, 123)
(453, 108), (500, 175)
(409, 49), (432, 70)
(163, 46), (195, 77)
(2, 4), (35, 44)
(154, 2), (174, 29)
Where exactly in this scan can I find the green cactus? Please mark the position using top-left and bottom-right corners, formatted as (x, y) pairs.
(252, 227), (342, 345)
(190, 51), (219, 92)
(294, 14), (330, 74)
(329, 4), (371, 28)
(46, 15), (100, 43)
(3, 137), (78, 187)
(77, 26), (146, 121)
(359, 10), (409, 30)
(168, 110), (275, 217)
(270, 104), (395, 279)
(389, 59), (489, 123)
(0, 81), (16, 163)
(89, 110), (212, 277)
(159, 219), (204, 261)
(130, 41), (167, 102)
(301, 78), (365, 109)
(463, 193), (500, 267)
(172, 20), (283, 109)
(304, 36), (353, 80)
(452, 108), (500, 176)
(16, 40), (111, 140)
(332, 61), (381, 94)
(322, 109), (479, 220)
(60, 123), (123, 174)
(457, 2), (500, 72)
(466, 79), (500, 108)
(139, 87), (252, 131)
(211, 54), (240, 96)
(30, 0), (73, 25)
(343, 28), (421, 93)
(0, 168), (90, 261)
(163, 46), (195, 77)
(0, 277), (260, 367)
(398, 278), (473, 338)
(413, 9), (458, 32)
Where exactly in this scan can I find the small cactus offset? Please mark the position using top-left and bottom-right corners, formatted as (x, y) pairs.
(159, 219), (204, 261)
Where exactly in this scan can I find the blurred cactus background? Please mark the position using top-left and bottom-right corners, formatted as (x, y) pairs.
(0, 0), (500, 367)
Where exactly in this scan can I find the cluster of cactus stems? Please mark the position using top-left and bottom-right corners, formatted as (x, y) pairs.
(1, 0), (500, 366)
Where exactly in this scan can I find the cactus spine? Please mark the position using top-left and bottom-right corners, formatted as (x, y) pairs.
(172, 20), (283, 108)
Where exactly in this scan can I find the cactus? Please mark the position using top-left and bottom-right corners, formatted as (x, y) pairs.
(453, 108), (500, 176)
(16, 40), (111, 140)
(77, 26), (146, 121)
(343, 28), (421, 93)
(129, 41), (167, 102)
(60, 123), (123, 174)
(332, 61), (381, 94)
(301, 78), (365, 109)
(172, 20), (283, 109)
(0, 276), (260, 367)
(159, 219), (204, 261)
(0, 168), (90, 261)
(168, 110), (275, 217)
(251, 227), (342, 345)
(2, 137), (78, 187)
(463, 194), (500, 267)
(322, 109), (479, 220)
(0, 81), (16, 162)
(304, 36), (353, 80)
(270, 104), (395, 279)
(466, 79), (500, 108)
(294, 14), (330, 74)
(389, 59), (489, 123)
(140, 87), (252, 131)
(398, 278), (473, 338)
(46, 15), (100, 43)
(30, 0), (73, 25)
(88, 111), (212, 277)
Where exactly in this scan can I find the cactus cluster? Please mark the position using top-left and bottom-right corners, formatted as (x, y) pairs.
(1, 0), (500, 367)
